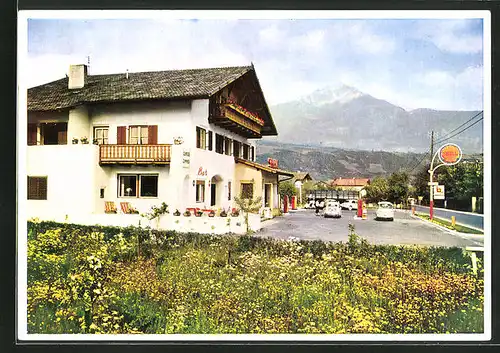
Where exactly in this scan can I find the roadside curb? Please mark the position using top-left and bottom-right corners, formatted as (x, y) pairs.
(410, 214), (484, 245)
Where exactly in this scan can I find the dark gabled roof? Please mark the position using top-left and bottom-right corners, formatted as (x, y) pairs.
(292, 172), (313, 183)
(28, 66), (253, 112)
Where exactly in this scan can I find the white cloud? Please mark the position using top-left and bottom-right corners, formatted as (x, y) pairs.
(287, 29), (327, 55)
(344, 22), (396, 54)
(258, 24), (286, 44)
(327, 22), (396, 55)
(410, 66), (483, 110)
(417, 20), (482, 54)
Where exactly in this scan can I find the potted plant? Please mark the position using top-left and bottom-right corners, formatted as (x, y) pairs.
(195, 210), (203, 217)
(231, 208), (240, 217)
(93, 138), (99, 145)
(80, 136), (89, 144)
(219, 208), (227, 217)
(183, 209), (191, 217)
(208, 210), (215, 217)
(173, 209), (181, 216)
(72, 137), (79, 144)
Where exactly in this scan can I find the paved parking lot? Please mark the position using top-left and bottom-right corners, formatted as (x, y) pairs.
(258, 209), (483, 247)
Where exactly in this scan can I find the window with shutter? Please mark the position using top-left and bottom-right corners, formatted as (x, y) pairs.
(215, 133), (224, 154)
(233, 140), (241, 158)
(208, 131), (213, 151)
(224, 137), (232, 156)
(28, 124), (37, 146)
(117, 126), (126, 144)
(243, 144), (249, 159)
(148, 125), (158, 144)
(129, 126), (148, 144)
(196, 127), (207, 149)
(241, 183), (253, 199)
(27, 176), (47, 200)
(93, 126), (109, 144)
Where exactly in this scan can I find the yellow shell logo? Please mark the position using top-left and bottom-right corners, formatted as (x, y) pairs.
(439, 144), (461, 164)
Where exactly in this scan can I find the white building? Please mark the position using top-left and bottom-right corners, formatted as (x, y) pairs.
(26, 64), (293, 231)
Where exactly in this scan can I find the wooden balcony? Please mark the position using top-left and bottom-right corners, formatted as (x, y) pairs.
(99, 144), (172, 165)
(209, 103), (263, 138)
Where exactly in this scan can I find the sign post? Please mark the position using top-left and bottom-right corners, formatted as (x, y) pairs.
(428, 143), (462, 220)
(433, 185), (445, 200)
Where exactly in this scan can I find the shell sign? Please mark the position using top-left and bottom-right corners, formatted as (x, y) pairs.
(438, 143), (462, 165)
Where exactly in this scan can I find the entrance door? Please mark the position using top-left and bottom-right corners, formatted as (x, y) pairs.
(211, 183), (216, 206)
(264, 184), (271, 207)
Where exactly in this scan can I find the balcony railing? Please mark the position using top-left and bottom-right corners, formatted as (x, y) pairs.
(210, 104), (263, 138)
(99, 144), (172, 165)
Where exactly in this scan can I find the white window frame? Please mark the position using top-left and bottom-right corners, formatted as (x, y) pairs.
(118, 173), (159, 198)
(129, 125), (148, 145)
(196, 126), (207, 150)
(93, 126), (109, 145)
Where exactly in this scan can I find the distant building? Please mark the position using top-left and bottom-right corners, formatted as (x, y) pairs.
(314, 180), (331, 189)
(330, 177), (371, 198)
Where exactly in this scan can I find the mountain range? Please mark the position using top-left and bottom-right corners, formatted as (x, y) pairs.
(265, 85), (483, 153)
(255, 140), (425, 180)
(255, 140), (482, 181)
(255, 85), (483, 180)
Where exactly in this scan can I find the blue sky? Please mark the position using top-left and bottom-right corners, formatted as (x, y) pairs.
(25, 16), (485, 111)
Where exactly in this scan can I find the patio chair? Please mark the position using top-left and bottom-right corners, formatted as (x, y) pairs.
(120, 202), (139, 214)
(104, 201), (117, 214)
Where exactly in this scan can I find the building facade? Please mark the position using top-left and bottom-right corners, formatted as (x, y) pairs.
(26, 64), (292, 227)
(330, 177), (371, 198)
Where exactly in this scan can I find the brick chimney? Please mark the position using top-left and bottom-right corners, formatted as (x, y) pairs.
(68, 64), (88, 89)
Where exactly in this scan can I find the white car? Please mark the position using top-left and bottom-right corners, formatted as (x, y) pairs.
(340, 199), (358, 211)
(376, 201), (395, 221)
(324, 200), (342, 218)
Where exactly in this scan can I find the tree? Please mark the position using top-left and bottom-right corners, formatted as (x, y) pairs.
(234, 195), (263, 234)
(278, 181), (297, 198)
(364, 176), (389, 202)
(387, 171), (409, 204)
(411, 165), (430, 203)
(411, 161), (483, 209)
(436, 162), (483, 209)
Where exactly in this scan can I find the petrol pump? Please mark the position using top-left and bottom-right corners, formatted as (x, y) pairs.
(357, 199), (363, 218)
(362, 200), (367, 220)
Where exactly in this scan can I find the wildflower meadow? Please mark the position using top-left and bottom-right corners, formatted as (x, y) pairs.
(26, 221), (484, 334)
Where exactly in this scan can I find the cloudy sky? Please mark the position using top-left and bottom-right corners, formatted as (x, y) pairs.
(24, 14), (485, 111)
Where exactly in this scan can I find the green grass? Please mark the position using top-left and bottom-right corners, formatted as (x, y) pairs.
(415, 213), (483, 235)
(441, 298), (484, 333)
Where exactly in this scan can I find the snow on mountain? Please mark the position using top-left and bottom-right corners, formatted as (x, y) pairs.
(299, 84), (364, 106)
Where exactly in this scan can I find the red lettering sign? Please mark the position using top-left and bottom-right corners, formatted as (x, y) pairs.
(267, 158), (278, 169)
(197, 167), (207, 176)
(439, 144), (462, 165)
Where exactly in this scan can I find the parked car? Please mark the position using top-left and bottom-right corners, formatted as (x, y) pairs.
(340, 199), (358, 210)
(324, 200), (342, 218)
(376, 201), (394, 221)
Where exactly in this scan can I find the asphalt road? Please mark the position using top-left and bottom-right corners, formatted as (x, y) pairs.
(258, 209), (483, 248)
(414, 205), (483, 230)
